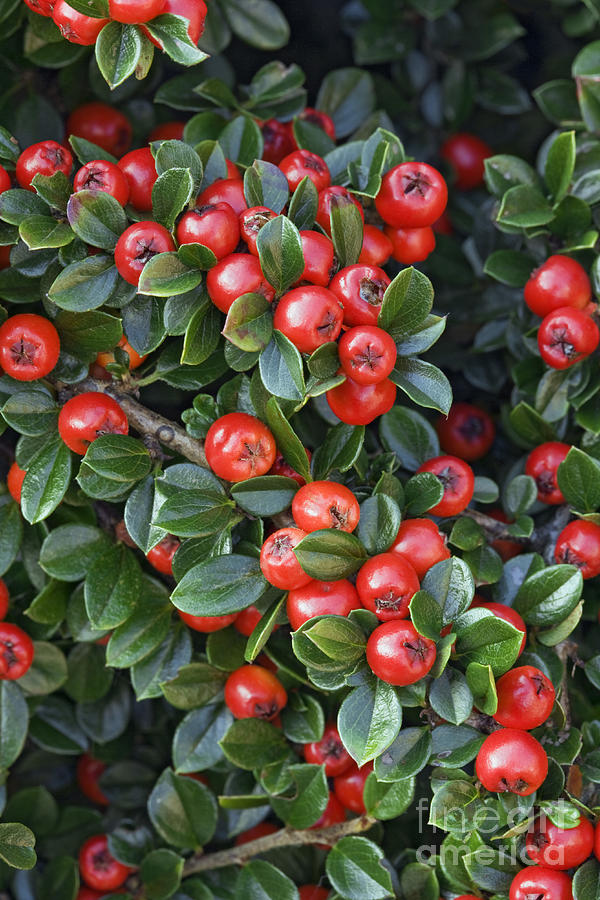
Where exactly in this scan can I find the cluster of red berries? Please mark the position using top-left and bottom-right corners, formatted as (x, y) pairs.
(23, 0), (205, 48)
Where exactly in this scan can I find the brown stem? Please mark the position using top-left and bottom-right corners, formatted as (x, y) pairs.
(555, 639), (580, 728)
(182, 816), (377, 877)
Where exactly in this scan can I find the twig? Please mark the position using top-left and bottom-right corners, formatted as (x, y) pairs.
(555, 639), (580, 728)
(182, 816), (377, 877)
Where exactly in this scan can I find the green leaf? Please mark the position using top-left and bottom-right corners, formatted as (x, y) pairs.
(256, 215), (304, 295)
(466, 662), (498, 715)
(153, 489), (236, 538)
(287, 176), (318, 230)
(231, 476), (298, 517)
(49, 255), (119, 311)
(312, 422), (365, 479)
(138, 252), (204, 297)
(378, 267), (433, 339)
(514, 564), (583, 625)
(64, 643), (113, 703)
(497, 184), (554, 228)
(379, 406), (439, 471)
(422, 558), (474, 626)
(223, 293), (273, 353)
(265, 397), (312, 482)
(409, 591), (443, 640)
(292, 615), (366, 670)
(399, 862), (439, 900)
(390, 358), (452, 414)
(2, 388), (56, 437)
(374, 726), (432, 782)
(234, 860), (298, 900)
(140, 848), (183, 900)
(220, 717), (288, 770)
(19, 215), (73, 251)
(40, 524), (110, 582)
(244, 593), (286, 663)
(218, 116), (264, 168)
(317, 68), (376, 138)
(572, 859), (600, 900)
(330, 193), (363, 267)
(18, 642), (68, 696)
(152, 168), (194, 231)
(294, 529), (367, 580)
(0, 682), (28, 769)
(244, 160), (289, 213)
(270, 763), (329, 827)
(84, 543), (141, 629)
(403, 472), (444, 516)
(171, 554), (267, 616)
(337, 677), (402, 766)
(0, 189), (48, 226)
(173, 704), (233, 772)
(356, 494), (401, 555)
(364, 772), (415, 820)
(326, 836), (393, 900)
(107, 594), (172, 668)
(454, 610), (524, 675)
(509, 401), (557, 446)
(161, 662), (227, 710)
(220, 0), (290, 51)
(55, 309), (122, 356)
(544, 131), (576, 202)
(0, 823), (36, 870)
(21, 438), (72, 524)
(148, 769), (217, 849)
(67, 189), (127, 251)
(429, 668), (473, 725)
(483, 250), (535, 288)
(557, 447), (600, 513)
(504, 474), (538, 517)
(259, 331), (305, 401)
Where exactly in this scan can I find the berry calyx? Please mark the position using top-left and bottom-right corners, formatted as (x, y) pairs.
(273, 286), (343, 354)
(338, 325), (397, 385)
(73, 160), (130, 206)
(177, 202), (240, 260)
(509, 867), (573, 900)
(329, 264), (390, 327)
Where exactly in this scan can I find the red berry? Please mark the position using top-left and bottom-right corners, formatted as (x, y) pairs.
(197, 178), (247, 216)
(433, 211), (453, 235)
(260, 527), (311, 591)
(311, 790), (345, 830)
(7, 462), (26, 504)
(149, 121), (186, 142)
(304, 722), (353, 777)
(292, 480), (359, 533)
(329, 264), (390, 327)
(298, 107), (336, 140)
(178, 611), (239, 632)
(52, 0), (108, 43)
(299, 886), (329, 900)
(117, 148), (157, 212)
(0, 246), (11, 270)
(338, 325), (397, 385)
(440, 133), (492, 190)
(234, 822), (278, 845)
(510, 868), (573, 900)
(358, 224), (393, 267)
(0, 623), (34, 680)
(384, 225), (435, 264)
(233, 605), (263, 637)
(261, 119), (296, 165)
(333, 761), (372, 814)
(16, 140), (72, 191)
(108, 0), (164, 23)
(114, 222), (175, 286)
(76, 754), (108, 806)
(596, 822), (600, 861)
(366, 620), (436, 685)
(555, 519), (600, 579)
(416, 455), (475, 517)
(144, 0), (206, 45)
(525, 442), (571, 505)
(470, 599), (526, 656)
(177, 202), (240, 260)
(476, 728), (548, 796)
(146, 535), (180, 575)
(67, 103), (132, 157)
(390, 518), (450, 579)
(77, 888), (107, 900)
(376, 162), (448, 228)
(73, 160), (130, 206)
(58, 392), (128, 455)
(316, 186), (364, 236)
(0, 580), (9, 621)
(538, 307), (599, 369)
(273, 286), (343, 354)
(0, 313), (60, 381)
(356, 553), (420, 622)
(269, 449), (311, 486)
(238, 206), (278, 256)
(437, 402), (495, 462)
(206, 253), (274, 314)
(326, 377), (396, 425)
(487, 508), (523, 562)
(0, 165), (11, 194)
(526, 815), (594, 870)
(286, 579), (361, 631)
(23, 0), (54, 16)
(224, 664), (287, 720)
(297, 231), (336, 286)
(79, 834), (132, 892)
(205, 412), (276, 482)
(493, 665), (555, 729)
(279, 150), (331, 193)
(524, 256), (591, 318)
(96, 335), (146, 372)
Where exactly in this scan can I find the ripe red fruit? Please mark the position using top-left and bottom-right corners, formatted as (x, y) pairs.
(233, 605), (263, 637)
(358, 224), (393, 267)
(526, 815), (594, 870)
(538, 307), (599, 369)
(177, 202), (240, 260)
(149, 121), (186, 142)
(493, 665), (555, 729)
(525, 442), (571, 505)
(206, 253), (274, 314)
(384, 225), (436, 264)
(333, 761), (373, 814)
(144, 0), (206, 45)
(433, 211), (453, 235)
(286, 579), (361, 631)
(77, 887), (107, 900)
(79, 834), (132, 892)
(260, 527), (311, 591)
(470, 598), (527, 656)
(0, 313), (60, 381)
(7, 462), (26, 504)
(0, 580), (9, 621)
(0, 623), (34, 680)
(16, 140), (73, 191)
(312, 791), (346, 830)
(338, 325), (397, 385)
(234, 822), (278, 845)
(326, 377), (396, 425)
(96, 335), (146, 372)
(416, 455), (475, 517)
(316, 186), (364, 236)
(114, 221), (175, 286)
(269, 448), (311, 486)
(73, 160), (130, 206)
(299, 886), (329, 900)
(117, 148), (157, 211)
(146, 535), (180, 575)
(298, 107), (336, 140)
(297, 231), (335, 287)
(239, 206), (278, 256)
(292, 480), (360, 533)
(475, 728), (548, 796)
(329, 264), (390, 327)
(23, 0), (54, 16)
(279, 150), (331, 193)
(0, 246), (10, 271)
(524, 256), (591, 317)
(58, 392), (128, 455)
(596, 822), (600, 861)
(356, 553), (420, 621)
(67, 103), (133, 157)
(509, 868), (573, 900)
(197, 178), (247, 216)
(205, 412), (276, 482)
(375, 161), (448, 228)
(178, 611), (239, 632)
(109, 0), (164, 23)
(273, 286), (343, 354)
(390, 518), (450, 579)
(76, 754), (108, 806)
(555, 519), (600, 579)
(487, 508), (523, 562)
(304, 722), (353, 776)
(0, 166), (10, 194)
(224, 664), (287, 720)
(261, 119), (296, 165)
(52, 1), (108, 43)
(366, 620), (436, 685)
(437, 402), (495, 462)
(440, 133), (492, 190)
